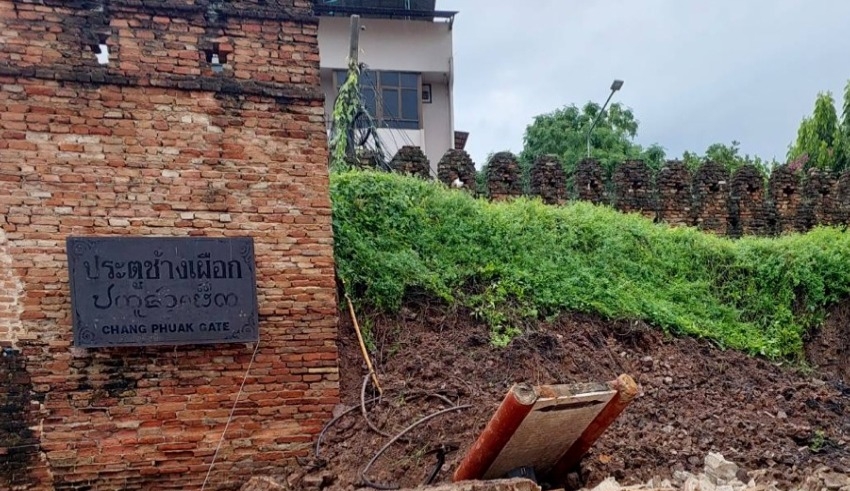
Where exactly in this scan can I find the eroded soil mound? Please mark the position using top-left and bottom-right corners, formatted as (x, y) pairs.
(303, 301), (850, 490)
(806, 301), (850, 384)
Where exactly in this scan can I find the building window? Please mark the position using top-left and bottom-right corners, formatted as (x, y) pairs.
(334, 69), (421, 130)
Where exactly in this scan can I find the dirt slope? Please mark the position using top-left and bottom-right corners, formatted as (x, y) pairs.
(303, 300), (850, 490)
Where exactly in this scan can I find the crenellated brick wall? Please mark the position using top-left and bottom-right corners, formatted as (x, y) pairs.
(0, 1), (338, 490)
(768, 165), (803, 234)
(692, 161), (731, 235)
(437, 149), (476, 191)
(730, 164), (768, 236)
(574, 158), (606, 205)
(656, 160), (692, 226)
(426, 147), (850, 237)
(530, 154), (567, 205)
(485, 151), (523, 201)
(390, 145), (431, 179)
(612, 159), (655, 220)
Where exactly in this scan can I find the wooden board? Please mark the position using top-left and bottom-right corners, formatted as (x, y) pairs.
(481, 382), (616, 479)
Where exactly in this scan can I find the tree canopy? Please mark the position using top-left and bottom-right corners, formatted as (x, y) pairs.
(682, 141), (777, 176)
(787, 81), (850, 173)
(519, 101), (666, 177)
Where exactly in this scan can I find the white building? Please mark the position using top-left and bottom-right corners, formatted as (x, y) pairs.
(315, 0), (462, 175)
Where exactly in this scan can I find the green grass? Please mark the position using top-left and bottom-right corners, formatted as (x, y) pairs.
(330, 170), (850, 358)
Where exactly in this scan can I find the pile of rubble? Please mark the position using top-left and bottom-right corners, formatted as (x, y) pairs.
(242, 453), (849, 491)
(582, 453), (850, 491)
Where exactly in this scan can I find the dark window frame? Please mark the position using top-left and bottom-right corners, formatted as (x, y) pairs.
(334, 69), (422, 130)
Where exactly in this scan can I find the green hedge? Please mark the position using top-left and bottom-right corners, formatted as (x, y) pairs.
(331, 171), (850, 357)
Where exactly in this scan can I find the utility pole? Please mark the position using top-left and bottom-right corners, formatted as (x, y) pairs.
(348, 14), (361, 66)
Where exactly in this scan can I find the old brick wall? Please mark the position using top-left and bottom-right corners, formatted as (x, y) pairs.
(529, 154), (567, 205)
(655, 161), (692, 226)
(390, 145), (431, 179)
(801, 168), (837, 229)
(0, 1), (339, 490)
(437, 148), (476, 191)
(0, 347), (43, 490)
(768, 165), (803, 234)
(691, 161), (731, 235)
(0, 229), (23, 345)
(834, 171), (850, 225)
(486, 151), (523, 201)
(612, 159), (655, 219)
(574, 159), (606, 204)
(730, 165), (767, 237)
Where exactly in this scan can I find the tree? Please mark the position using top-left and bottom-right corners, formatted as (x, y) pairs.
(519, 101), (666, 178)
(836, 80), (850, 171)
(681, 141), (776, 176)
(787, 91), (842, 172)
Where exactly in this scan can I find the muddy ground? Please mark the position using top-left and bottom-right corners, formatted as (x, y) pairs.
(300, 299), (850, 490)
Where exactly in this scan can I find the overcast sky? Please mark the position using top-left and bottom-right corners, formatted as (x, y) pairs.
(438, 0), (850, 166)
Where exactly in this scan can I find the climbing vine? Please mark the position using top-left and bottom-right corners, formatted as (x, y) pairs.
(329, 60), (362, 172)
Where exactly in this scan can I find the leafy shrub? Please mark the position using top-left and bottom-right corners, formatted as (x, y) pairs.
(331, 171), (850, 358)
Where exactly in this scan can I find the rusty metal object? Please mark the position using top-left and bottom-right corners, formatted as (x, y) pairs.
(544, 374), (639, 484)
(453, 375), (638, 485)
(452, 383), (538, 482)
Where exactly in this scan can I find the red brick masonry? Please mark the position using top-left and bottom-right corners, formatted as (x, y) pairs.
(0, 1), (339, 489)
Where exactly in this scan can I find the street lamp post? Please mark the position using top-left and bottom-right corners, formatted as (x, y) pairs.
(586, 79), (624, 159)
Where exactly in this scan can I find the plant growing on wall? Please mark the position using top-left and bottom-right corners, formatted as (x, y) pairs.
(329, 59), (362, 172)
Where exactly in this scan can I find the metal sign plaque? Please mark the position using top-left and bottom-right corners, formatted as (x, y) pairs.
(66, 236), (259, 348)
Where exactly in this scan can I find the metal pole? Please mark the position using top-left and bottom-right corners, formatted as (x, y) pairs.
(586, 88), (617, 159)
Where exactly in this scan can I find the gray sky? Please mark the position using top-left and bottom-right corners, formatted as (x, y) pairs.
(439, 0), (850, 166)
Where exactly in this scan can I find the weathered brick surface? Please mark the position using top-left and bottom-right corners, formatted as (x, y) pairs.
(470, 153), (850, 236)
(574, 159), (606, 205)
(390, 145), (431, 179)
(0, 229), (23, 345)
(529, 154), (567, 205)
(800, 167), (837, 230)
(834, 171), (850, 225)
(768, 165), (803, 234)
(0, 348), (41, 490)
(612, 159), (655, 219)
(486, 152), (522, 201)
(0, 1), (339, 490)
(692, 161), (730, 235)
(730, 165), (768, 237)
(655, 160), (692, 226)
(437, 149), (476, 191)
